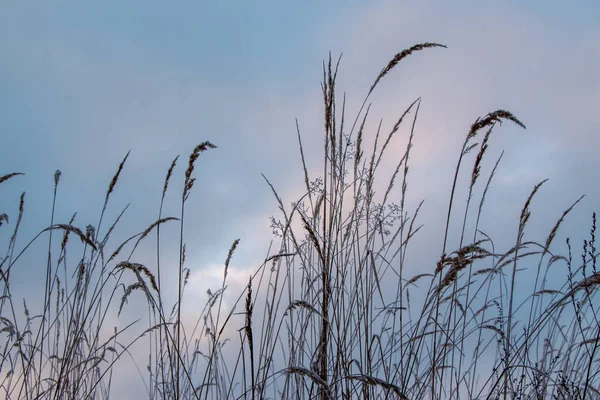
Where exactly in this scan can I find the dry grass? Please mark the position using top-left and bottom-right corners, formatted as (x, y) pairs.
(1, 43), (599, 400)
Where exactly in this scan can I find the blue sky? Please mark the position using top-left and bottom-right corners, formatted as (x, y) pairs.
(1, 0), (599, 397)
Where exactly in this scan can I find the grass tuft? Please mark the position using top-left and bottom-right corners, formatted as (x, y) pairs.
(1, 44), (598, 400)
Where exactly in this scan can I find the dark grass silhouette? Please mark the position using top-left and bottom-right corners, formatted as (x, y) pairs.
(1, 43), (598, 399)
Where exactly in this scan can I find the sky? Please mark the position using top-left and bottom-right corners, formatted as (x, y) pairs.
(1, 1), (599, 398)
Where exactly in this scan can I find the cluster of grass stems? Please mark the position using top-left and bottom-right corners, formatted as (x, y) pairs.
(1, 43), (599, 399)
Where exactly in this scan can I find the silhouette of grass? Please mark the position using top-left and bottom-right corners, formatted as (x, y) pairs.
(1, 43), (598, 399)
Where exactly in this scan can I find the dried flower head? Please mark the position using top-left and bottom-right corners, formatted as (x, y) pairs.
(183, 141), (217, 201)
(0, 172), (24, 185)
(86, 224), (96, 241)
(54, 169), (62, 186)
(370, 42), (446, 95)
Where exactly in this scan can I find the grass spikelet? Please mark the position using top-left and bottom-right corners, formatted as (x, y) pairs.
(519, 179), (548, 229)
(183, 141), (217, 201)
(543, 195), (585, 251)
(575, 271), (600, 291)
(454, 298), (465, 315)
(376, 98), (420, 170)
(264, 252), (296, 263)
(406, 273), (433, 286)
(470, 125), (493, 189)
(135, 264), (159, 293)
(162, 155), (179, 200)
(1, 192), (25, 280)
(346, 374), (408, 399)
(54, 169), (61, 187)
(369, 42), (446, 94)
(244, 277), (255, 399)
(0, 172), (24, 185)
(481, 324), (505, 339)
(0, 213), (8, 227)
(313, 193), (324, 222)
(467, 110), (526, 143)
(43, 224), (97, 250)
(286, 300), (322, 317)
(473, 267), (495, 276)
(322, 53), (341, 146)
(476, 151), (504, 230)
(438, 243), (489, 291)
(435, 254), (448, 275)
(118, 282), (145, 316)
(18, 191), (24, 214)
(59, 213), (76, 252)
(354, 103), (370, 173)
(534, 289), (562, 296)
(85, 224), (96, 242)
(114, 261), (158, 293)
(139, 217), (179, 242)
(224, 239), (240, 278)
(300, 212), (325, 266)
(107, 232), (140, 263)
(106, 150), (130, 203)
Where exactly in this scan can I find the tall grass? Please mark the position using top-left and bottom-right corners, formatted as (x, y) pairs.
(1, 43), (598, 399)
